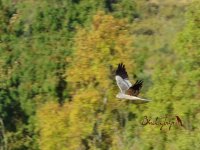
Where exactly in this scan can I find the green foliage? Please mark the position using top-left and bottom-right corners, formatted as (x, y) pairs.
(112, 0), (139, 21)
(0, 0), (199, 149)
(142, 1), (200, 149)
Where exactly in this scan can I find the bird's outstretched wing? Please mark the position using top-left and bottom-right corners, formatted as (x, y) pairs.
(126, 80), (143, 96)
(115, 63), (132, 93)
(116, 63), (128, 79)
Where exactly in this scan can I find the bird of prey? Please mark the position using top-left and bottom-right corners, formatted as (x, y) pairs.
(115, 63), (151, 103)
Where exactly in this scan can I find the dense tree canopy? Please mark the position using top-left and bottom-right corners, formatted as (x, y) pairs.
(0, 0), (199, 150)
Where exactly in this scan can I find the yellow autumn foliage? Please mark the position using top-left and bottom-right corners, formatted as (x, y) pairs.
(37, 12), (136, 150)
(36, 101), (70, 150)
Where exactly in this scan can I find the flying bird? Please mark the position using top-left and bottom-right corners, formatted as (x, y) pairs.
(115, 63), (151, 103)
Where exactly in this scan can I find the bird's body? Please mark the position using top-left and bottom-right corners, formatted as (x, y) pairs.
(115, 63), (151, 103)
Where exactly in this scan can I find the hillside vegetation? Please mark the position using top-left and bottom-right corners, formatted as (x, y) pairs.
(0, 0), (199, 149)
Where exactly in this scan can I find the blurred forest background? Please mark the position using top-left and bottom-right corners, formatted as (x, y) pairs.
(0, 0), (200, 149)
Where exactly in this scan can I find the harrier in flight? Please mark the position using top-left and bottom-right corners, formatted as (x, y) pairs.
(115, 63), (151, 103)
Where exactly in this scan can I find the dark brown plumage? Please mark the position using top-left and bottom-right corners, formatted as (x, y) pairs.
(125, 80), (143, 96)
